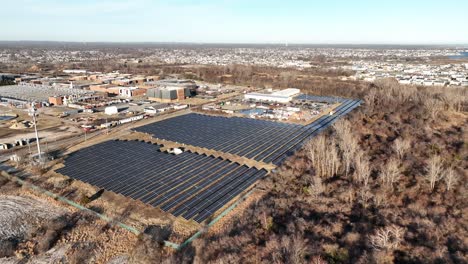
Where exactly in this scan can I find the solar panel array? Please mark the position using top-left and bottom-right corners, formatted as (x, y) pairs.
(294, 94), (347, 103)
(56, 140), (267, 223)
(135, 98), (361, 165)
(58, 95), (360, 224)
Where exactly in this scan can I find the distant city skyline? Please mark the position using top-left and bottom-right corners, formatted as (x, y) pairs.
(3, 0), (468, 44)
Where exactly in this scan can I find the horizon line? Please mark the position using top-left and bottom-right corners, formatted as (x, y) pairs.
(1, 40), (468, 47)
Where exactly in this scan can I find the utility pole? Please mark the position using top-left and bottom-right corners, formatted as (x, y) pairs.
(30, 103), (42, 161)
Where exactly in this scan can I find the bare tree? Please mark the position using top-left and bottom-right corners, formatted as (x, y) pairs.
(327, 139), (341, 177)
(334, 120), (358, 177)
(424, 98), (444, 119)
(373, 193), (389, 209)
(442, 88), (467, 113)
(369, 225), (404, 251)
(308, 177), (325, 198)
(305, 136), (341, 178)
(426, 155), (444, 191)
(364, 88), (377, 113)
(375, 78), (400, 105)
(354, 151), (371, 187)
(393, 138), (411, 160)
(283, 234), (308, 264)
(358, 187), (373, 208)
(380, 158), (400, 188)
(443, 167), (458, 192)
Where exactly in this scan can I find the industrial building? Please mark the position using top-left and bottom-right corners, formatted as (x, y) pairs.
(147, 86), (191, 102)
(156, 79), (197, 90)
(89, 84), (120, 95)
(0, 73), (20, 82)
(63, 69), (87, 74)
(118, 87), (146, 98)
(48, 96), (63, 106)
(146, 79), (197, 102)
(244, 88), (300, 103)
(143, 103), (172, 114)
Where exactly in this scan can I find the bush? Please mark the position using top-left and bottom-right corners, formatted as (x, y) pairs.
(129, 225), (172, 263)
(323, 244), (349, 264)
(34, 215), (71, 254)
(79, 194), (91, 205)
(0, 239), (17, 258)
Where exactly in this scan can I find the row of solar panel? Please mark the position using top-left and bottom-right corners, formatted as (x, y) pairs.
(294, 94), (347, 103)
(193, 169), (267, 223)
(134, 113), (302, 161)
(56, 140), (265, 223)
(134, 98), (361, 165)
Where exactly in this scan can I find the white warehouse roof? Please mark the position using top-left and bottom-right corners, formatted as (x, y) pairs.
(244, 88), (301, 103)
(271, 88), (300, 97)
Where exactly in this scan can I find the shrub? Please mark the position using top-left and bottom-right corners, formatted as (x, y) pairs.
(79, 194), (91, 205)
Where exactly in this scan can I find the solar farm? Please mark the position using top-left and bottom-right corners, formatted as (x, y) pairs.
(56, 96), (361, 225)
(135, 98), (361, 165)
(294, 94), (347, 103)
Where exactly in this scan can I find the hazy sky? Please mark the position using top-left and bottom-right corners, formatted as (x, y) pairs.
(2, 0), (468, 44)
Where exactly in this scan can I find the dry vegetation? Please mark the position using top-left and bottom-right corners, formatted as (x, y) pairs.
(168, 76), (467, 263)
(0, 176), (142, 264)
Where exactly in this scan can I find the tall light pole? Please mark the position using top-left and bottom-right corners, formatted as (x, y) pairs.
(30, 102), (42, 160)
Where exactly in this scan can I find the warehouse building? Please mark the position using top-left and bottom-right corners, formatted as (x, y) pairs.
(156, 79), (197, 90)
(245, 88), (300, 103)
(148, 79), (197, 102)
(89, 84), (120, 95)
(63, 69), (87, 74)
(143, 103), (172, 114)
(147, 86), (191, 102)
(145, 79), (197, 102)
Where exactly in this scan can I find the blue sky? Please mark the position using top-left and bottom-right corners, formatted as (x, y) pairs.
(2, 0), (468, 44)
